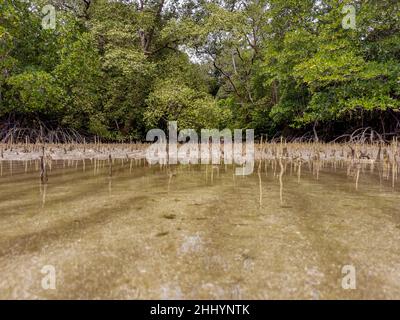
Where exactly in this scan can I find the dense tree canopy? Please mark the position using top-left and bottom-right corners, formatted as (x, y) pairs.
(0, 0), (399, 141)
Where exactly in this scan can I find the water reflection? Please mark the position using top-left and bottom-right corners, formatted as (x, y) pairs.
(1, 157), (399, 210)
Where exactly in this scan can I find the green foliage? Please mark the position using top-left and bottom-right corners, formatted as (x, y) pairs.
(54, 32), (105, 133)
(262, 0), (400, 132)
(1, 0), (399, 139)
(6, 70), (64, 114)
(145, 79), (232, 131)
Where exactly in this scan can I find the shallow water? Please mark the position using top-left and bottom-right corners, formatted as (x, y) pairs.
(0, 159), (399, 299)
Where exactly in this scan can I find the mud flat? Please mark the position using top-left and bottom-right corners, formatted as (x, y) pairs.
(0, 143), (148, 161)
(0, 142), (398, 164)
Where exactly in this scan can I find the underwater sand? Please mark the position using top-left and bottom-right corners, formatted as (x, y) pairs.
(0, 159), (399, 299)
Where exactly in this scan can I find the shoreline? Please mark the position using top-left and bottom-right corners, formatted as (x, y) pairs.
(0, 142), (398, 163)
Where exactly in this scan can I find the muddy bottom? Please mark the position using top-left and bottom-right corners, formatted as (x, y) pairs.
(0, 159), (399, 299)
